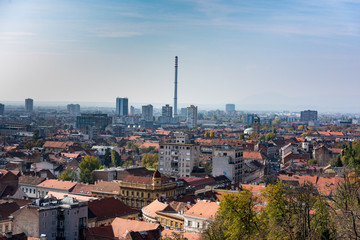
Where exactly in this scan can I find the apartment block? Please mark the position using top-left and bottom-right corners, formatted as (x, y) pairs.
(159, 132), (200, 177)
(212, 145), (244, 183)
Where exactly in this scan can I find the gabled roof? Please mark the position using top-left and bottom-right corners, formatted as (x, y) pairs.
(184, 201), (219, 219)
(122, 175), (153, 185)
(0, 201), (20, 221)
(111, 218), (161, 239)
(88, 197), (137, 221)
(142, 199), (169, 218)
(179, 177), (216, 187)
(88, 225), (115, 239)
(43, 141), (75, 149)
(37, 179), (77, 190)
(92, 181), (120, 194)
(71, 183), (94, 195)
(243, 151), (267, 160)
(19, 175), (45, 186)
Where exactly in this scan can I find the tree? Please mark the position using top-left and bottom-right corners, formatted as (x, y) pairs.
(32, 129), (40, 139)
(308, 159), (318, 165)
(297, 125), (304, 131)
(141, 153), (159, 169)
(215, 189), (265, 240)
(263, 181), (335, 240)
(204, 131), (209, 138)
(111, 150), (122, 167)
(58, 170), (77, 181)
(201, 218), (227, 240)
(272, 118), (281, 125)
(209, 130), (214, 138)
(333, 175), (360, 239)
(104, 148), (111, 167)
(238, 134), (244, 140)
(79, 155), (100, 183)
(265, 132), (275, 142)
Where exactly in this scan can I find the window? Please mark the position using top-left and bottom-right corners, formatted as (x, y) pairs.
(188, 221), (192, 227)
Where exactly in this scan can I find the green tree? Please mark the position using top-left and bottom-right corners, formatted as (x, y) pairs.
(104, 148), (111, 167)
(215, 189), (265, 240)
(111, 150), (122, 167)
(32, 129), (40, 139)
(265, 132), (275, 142)
(297, 125), (304, 131)
(201, 218), (227, 240)
(333, 175), (360, 239)
(210, 130), (215, 138)
(263, 182), (335, 240)
(58, 170), (77, 181)
(141, 153), (159, 169)
(238, 134), (244, 140)
(308, 159), (318, 165)
(204, 131), (209, 138)
(79, 155), (100, 183)
(272, 118), (281, 125)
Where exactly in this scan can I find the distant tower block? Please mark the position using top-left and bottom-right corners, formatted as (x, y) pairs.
(174, 56), (178, 118)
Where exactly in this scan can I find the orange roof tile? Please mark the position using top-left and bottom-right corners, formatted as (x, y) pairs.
(243, 151), (266, 160)
(142, 199), (169, 218)
(184, 201), (219, 219)
(111, 218), (161, 239)
(37, 179), (77, 190)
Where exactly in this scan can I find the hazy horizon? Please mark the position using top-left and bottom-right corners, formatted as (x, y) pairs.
(1, 0), (359, 113)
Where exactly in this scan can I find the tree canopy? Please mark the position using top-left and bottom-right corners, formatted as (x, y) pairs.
(79, 155), (100, 183)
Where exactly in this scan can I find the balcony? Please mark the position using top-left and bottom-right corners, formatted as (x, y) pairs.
(171, 151), (178, 156)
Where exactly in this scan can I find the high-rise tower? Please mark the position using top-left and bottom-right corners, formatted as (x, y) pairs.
(116, 97), (128, 116)
(174, 56), (178, 118)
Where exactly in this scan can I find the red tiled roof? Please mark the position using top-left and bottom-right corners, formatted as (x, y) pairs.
(111, 218), (161, 239)
(93, 181), (120, 194)
(37, 179), (77, 190)
(139, 141), (159, 149)
(142, 199), (169, 218)
(329, 148), (343, 154)
(43, 141), (74, 149)
(184, 201), (219, 219)
(71, 183), (94, 195)
(243, 151), (266, 160)
(122, 175), (153, 185)
(0, 201), (20, 221)
(179, 177), (216, 187)
(88, 197), (137, 221)
(88, 225), (115, 239)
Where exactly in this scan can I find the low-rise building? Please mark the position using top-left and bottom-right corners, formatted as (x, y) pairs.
(88, 197), (138, 227)
(18, 175), (45, 198)
(212, 145), (243, 183)
(11, 197), (88, 240)
(37, 179), (77, 198)
(117, 171), (177, 210)
(183, 201), (219, 233)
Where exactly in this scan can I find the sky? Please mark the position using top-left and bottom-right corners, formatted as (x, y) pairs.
(0, 0), (359, 113)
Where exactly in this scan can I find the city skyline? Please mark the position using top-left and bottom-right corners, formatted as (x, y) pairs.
(0, 0), (359, 113)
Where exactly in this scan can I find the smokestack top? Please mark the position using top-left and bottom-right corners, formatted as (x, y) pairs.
(175, 56), (178, 67)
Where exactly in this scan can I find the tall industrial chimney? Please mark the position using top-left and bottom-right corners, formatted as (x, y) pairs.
(174, 56), (178, 118)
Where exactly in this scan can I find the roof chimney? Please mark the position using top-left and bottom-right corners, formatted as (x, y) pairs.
(40, 234), (47, 240)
